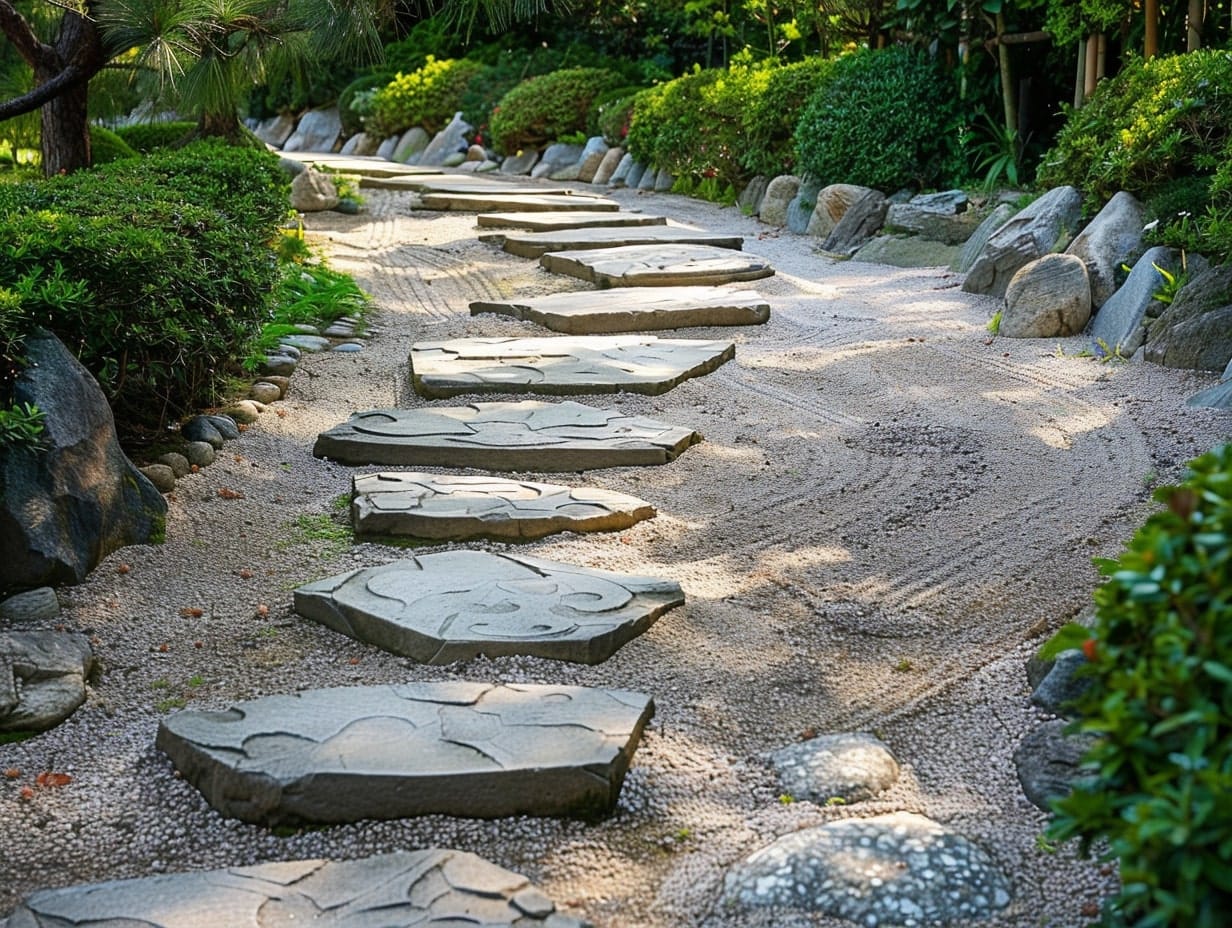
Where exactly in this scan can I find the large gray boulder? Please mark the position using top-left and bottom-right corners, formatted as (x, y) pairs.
(417, 112), (472, 167)
(0, 331), (165, 594)
(853, 235), (962, 268)
(1143, 264), (1232, 371)
(575, 137), (610, 183)
(531, 142), (584, 179)
(1066, 191), (1145, 307)
(392, 127), (430, 163)
(822, 189), (888, 255)
(591, 146), (624, 185)
(338, 131), (380, 157)
(962, 186), (1083, 297)
(884, 189), (978, 244)
(952, 202), (1015, 273)
(1089, 245), (1176, 356)
(1000, 253), (1091, 338)
(252, 113), (296, 148)
(806, 183), (874, 239)
(759, 175), (800, 227)
(1, 631), (95, 733)
(737, 176), (769, 215)
(281, 106), (342, 153)
(786, 179), (822, 234)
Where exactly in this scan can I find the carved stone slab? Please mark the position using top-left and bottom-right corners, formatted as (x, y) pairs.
(352, 471), (655, 540)
(313, 400), (702, 470)
(541, 243), (775, 286)
(276, 152), (444, 178)
(369, 176), (577, 195)
(483, 227), (744, 259)
(471, 286), (771, 334)
(477, 211), (668, 231)
(156, 682), (655, 823)
(409, 335), (735, 398)
(1, 632), (95, 733)
(294, 551), (683, 664)
(419, 193), (620, 212)
(7, 850), (587, 927)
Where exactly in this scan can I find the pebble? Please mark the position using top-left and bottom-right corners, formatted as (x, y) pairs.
(183, 441), (216, 467)
(259, 376), (290, 397)
(249, 382), (282, 405)
(139, 464), (177, 493)
(182, 416), (224, 449)
(157, 452), (191, 478)
(280, 334), (332, 353)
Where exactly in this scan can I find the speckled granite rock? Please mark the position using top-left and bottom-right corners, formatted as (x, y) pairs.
(766, 732), (900, 804)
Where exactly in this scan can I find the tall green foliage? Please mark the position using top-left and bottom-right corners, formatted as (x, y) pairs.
(366, 57), (489, 137)
(488, 67), (621, 153)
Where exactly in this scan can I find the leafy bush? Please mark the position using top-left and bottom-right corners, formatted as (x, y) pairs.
(488, 67), (623, 154)
(0, 141), (288, 431)
(739, 57), (835, 178)
(1044, 443), (1232, 927)
(794, 46), (960, 191)
(89, 125), (136, 164)
(366, 57), (489, 138)
(114, 121), (197, 152)
(596, 90), (640, 146)
(338, 72), (391, 137)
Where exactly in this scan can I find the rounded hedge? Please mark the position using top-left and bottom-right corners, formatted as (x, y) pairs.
(114, 121), (197, 153)
(739, 57), (834, 178)
(89, 125), (137, 165)
(366, 57), (489, 138)
(488, 67), (623, 154)
(793, 46), (960, 191)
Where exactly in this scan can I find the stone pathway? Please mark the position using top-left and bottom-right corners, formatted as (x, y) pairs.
(540, 243), (775, 286)
(276, 152), (444, 178)
(419, 192), (620, 212)
(484, 226), (745, 259)
(375, 176), (580, 196)
(478, 210), (668, 231)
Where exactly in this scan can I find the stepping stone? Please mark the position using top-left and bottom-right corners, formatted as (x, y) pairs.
(409, 335), (735, 398)
(724, 812), (1012, 922)
(2, 632), (95, 733)
(471, 286), (771, 334)
(295, 551), (683, 664)
(352, 471), (655, 540)
(477, 210), (668, 231)
(157, 681), (655, 823)
(367, 175), (577, 196)
(277, 152), (444, 178)
(483, 226), (745, 259)
(766, 732), (900, 804)
(314, 400), (702, 470)
(8, 849), (585, 927)
(542, 243), (774, 286)
(420, 193), (620, 213)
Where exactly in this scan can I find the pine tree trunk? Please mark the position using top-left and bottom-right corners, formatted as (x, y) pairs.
(37, 7), (104, 176)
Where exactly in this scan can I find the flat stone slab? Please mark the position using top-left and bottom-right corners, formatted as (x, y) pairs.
(477, 210), (668, 231)
(157, 682), (654, 823)
(542, 243), (774, 286)
(277, 152), (445, 178)
(483, 226), (744, 259)
(420, 192), (620, 212)
(314, 400), (702, 470)
(295, 551), (683, 664)
(725, 812), (1012, 922)
(410, 335), (735, 398)
(7, 849), (585, 927)
(368, 175), (577, 195)
(2, 632), (95, 733)
(471, 286), (771, 334)
(352, 471), (655, 540)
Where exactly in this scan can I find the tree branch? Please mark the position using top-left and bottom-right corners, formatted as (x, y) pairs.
(0, 65), (86, 121)
(0, 0), (54, 68)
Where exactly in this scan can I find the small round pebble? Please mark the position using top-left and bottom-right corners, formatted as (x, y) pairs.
(183, 441), (216, 467)
(139, 464), (176, 494)
(332, 343), (364, 353)
(249, 382), (282, 404)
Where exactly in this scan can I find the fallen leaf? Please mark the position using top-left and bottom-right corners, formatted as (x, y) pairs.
(190, 464), (200, 473)
(3, 768), (20, 780)
(35, 772), (72, 788)
(348, 657), (361, 665)
(275, 409), (288, 418)
(255, 604), (269, 617)
(238, 568), (254, 580)
(116, 563), (131, 574)
(234, 455), (244, 463)
(217, 488), (244, 500)
(194, 640), (204, 648)
(19, 786), (34, 800)
(237, 423), (250, 432)
(158, 643), (170, 653)
(180, 607), (204, 618)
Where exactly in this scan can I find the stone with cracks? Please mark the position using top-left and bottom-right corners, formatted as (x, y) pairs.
(420, 192), (620, 213)
(483, 226), (744, 259)
(294, 551), (683, 664)
(953, 203), (1015, 273)
(822, 189), (888, 255)
(470, 286), (771, 334)
(314, 400), (702, 470)
(1143, 264), (1232, 371)
(1000, 253), (1091, 338)
(591, 146), (625, 185)
(725, 812), (1012, 922)
(541, 244), (774, 287)
(157, 681), (655, 823)
(417, 112), (472, 166)
(477, 211), (667, 232)
(807, 183), (874, 239)
(1065, 190), (1145, 307)
(1, 631), (95, 733)
(885, 189), (979, 245)
(962, 186), (1083, 297)
(410, 335), (735, 398)
(290, 168), (339, 212)
(351, 472), (655, 540)
(766, 732), (900, 804)
(5, 849), (587, 927)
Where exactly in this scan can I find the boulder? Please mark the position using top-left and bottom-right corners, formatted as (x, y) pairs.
(181, 415), (223, 449)
(156, 452), (190, 478)
(853, 235), (962, 268)
(759, 175), (801, 227)
(623, 161), (647, 190)
(884, 189), (980, 245)
(548, 160), (582, 182)
(1, 631), (95, 732)
(806, 184), (874, 239)
(500, 148), (539, 175)
(765, 732), (899, 804)
(962, 186), (1083, 297)
(0, 587), (59, 624)
(952, 203), (1015, 273)
(392, 127), (430, 163)
(607, 152), (635, 187)
(1000, 253), (1091, 338)
(530, 142), (583, 179)
(417, 113), (472, 167)
(1089, 245), (1176, 357)
(291, 167), (340, 212)
(737, 176), (769, 216)
(1014, 720), (1097, 812)
(1066, 191), (1145, 308)
(375, 135), (398, 160)
(591, 146), (624, 185)
(575, 137), (610, 183)
(636, 163), (659, 190)
(252, 113), (296, 148)
(281, 106), (342, 153)
(1143, 264), (1232, 371)
(822, 189), (888, 255)
(338, 132), (380, 157)
(653, 168), (675, 192)
(1030, 649), (1092, 716)
(139, 464), (176, 494)
(183, 441), (215, 468)
(0, 331), (165, 594)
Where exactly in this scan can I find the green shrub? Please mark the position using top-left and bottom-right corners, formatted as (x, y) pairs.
(89, 125), (136, 164)
(338, 72), (391, 137)
(595, 90), (641, 146)
(794, 46), (960, 191)
(739, 57), (835, 178)
(488, 67), (623, 154)
(114, 121), (197, 153)
(1044, 443), (1232, 927)
(366, 57), (489, 138)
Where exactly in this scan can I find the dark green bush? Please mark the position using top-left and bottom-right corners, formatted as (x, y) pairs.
(114, 121), (197, 152)
(739, 58), (834, 178)
(794, 46), (960, 191)
(488, 67), (623, 154)
(338, 72), (391, 137)
(366, 57), (489, 138)
(89, 125), (136, 164)
(0, 141), (288, 431)
(596, 89), (641, 147)
(1044, 443), (1232, 927)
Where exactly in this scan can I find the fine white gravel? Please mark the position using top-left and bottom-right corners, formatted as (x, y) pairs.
(1, 178), (1229, 927)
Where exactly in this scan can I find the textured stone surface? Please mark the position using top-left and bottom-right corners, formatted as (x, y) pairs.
(1000, 253), (1092, 338)
(807, 184), (874, 239)
(501, 148), (540, 175)
(351, 472), (655, 540)
(281, 107), (342, 153)
(541, 244), (774, 287)
(786, 179), (821, 234)
(1066, 191), (1145, 307)
(409, 335), (735, 398)
(483, 226), (744, 259)
(962, 186), (1083, 297)
(0, 587), (60, 623)
(295, 551), (683, 664)
(575, 137), (610, 183)
(338, 131), (380, 157)
(1031, 649), (1092, 716)
(1015, 720), (1097, 812)
(853, 235), (963, 268)
(252, 113), (295, 147)
(470, 286), (770, 334)
(476, 211), (667, 232)
(531, 143), (584, 179)
(290, 168), (340, 212)
(6, 849), (587, 927)
(607, 152), (635, 186)
(1143, 264), (1232, 371)
(953, 203), (1015, 273)
(591, 146), (625, 185)
(417, 112), (472, 166)
(885, 190), (979, 245)
(157, 682), (655, 823)
(758, 175), (800, 227)
(376, 176), (575, 195)
(822, 189), (888, 255)
(737, 176), (769, 215)
(725, 812), (1012, 922)
(279, 152), (441, 178)
(767, 732), (900, 804)
(421, 192), (620, 212)
(1, 631), (94, 732)
(314, 400), (702, 470)
(1089, 245), (1175, 356)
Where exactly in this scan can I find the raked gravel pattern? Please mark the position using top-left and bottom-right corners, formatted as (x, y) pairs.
(2, 180), (1229, 928)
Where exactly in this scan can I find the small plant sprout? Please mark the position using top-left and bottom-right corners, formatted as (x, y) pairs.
(778, 793), (795, 805)
(986, 311), (1002, 335)
(825, 796), (847, 807)
(894, 658), (913, 673)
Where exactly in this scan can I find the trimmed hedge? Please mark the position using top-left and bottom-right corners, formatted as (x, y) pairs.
(488, 67), (623, 154)
(366, 57), (489, 138)
(114, 121), (197, 153)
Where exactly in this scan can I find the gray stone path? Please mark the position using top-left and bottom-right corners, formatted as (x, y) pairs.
(276, 152), (444, 178)
(483, 227), (744, 259)
(409, 335), (735, 398)
(420, 192), (620, 212)
(351, 471), (655, 540)
(156, 682), (654, 823)
(314, 400), (702, 470)
(6, 850), (585, 927)
(470, 286), (771, 334)
(294, 551), (684, 664)
(478, 210), (668, 231)
(541, 243), (775, 286)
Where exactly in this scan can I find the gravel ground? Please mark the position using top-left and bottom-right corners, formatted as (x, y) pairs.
(2, 180), (1229, 927)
